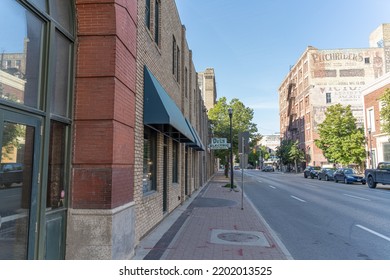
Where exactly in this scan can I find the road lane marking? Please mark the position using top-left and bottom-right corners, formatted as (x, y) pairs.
(356, 225), (390, 242)
(291, 195), (306, 203)
(268, 185), (276, 189)
(257, 180), (263, 183)
(343, 194), (370, 201)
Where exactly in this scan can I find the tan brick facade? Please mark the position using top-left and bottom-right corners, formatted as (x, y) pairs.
(135, 0), (212, 242)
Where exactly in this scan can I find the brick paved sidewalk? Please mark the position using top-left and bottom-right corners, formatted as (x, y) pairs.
(133, 171), (292, 260)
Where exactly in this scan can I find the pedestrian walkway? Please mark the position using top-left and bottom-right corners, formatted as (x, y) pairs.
(133, 171), (293, 260)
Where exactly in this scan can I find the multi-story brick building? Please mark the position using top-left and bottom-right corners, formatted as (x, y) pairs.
(0, 0), (212, 260)
(362, 72), (390, 168)
(279, 24), (390, 168)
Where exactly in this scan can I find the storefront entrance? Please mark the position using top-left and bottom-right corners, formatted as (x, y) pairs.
(0, 110), (41, 259)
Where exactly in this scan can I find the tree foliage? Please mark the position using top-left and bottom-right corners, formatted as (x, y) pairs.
(276, 139), (304, 170)
(289, 140), (305, 172)
(379, 88), (390, 135)
(208, 97), (259, 164)
(314, 104), (366, 166)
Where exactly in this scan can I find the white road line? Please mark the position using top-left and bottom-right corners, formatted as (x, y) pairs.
(343, 194), (370, 201)
(291, 195), (306, 203)
(257, 180), (263, 183)
(356, 225), (390, 242)
(268, 185), (276, 189)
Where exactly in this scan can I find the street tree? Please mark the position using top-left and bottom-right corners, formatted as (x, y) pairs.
(208, 97), (259, 165)
(276, 139), (294, 166)
(314, 104), (366, 167)
(289, 140), (305, 173)
(379, 88), (390, 135)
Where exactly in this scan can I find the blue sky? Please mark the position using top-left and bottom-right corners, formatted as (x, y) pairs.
(175, 0), (390, 135)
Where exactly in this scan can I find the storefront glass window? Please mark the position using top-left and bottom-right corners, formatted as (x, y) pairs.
(0, 0), (44, 109)
(143, 127), (157, 193)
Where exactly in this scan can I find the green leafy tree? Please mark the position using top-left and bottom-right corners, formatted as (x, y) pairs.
(208, 97), (259, 164)
(314, 104), (366, 166)
(379, 88), (390, 135)
(289, 140), (305, 173)
(276, 139), (294, 166)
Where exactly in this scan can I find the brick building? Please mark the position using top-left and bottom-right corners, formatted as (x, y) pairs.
(134, 0), (211, 244)
(362, 72), (390, 168)
(279, 24), (390, 168)
(198, 68), (217, 111)
(0, 0), (213, 260)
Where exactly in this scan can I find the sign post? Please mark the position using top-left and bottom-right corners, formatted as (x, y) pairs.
(238, 131), (249, 210)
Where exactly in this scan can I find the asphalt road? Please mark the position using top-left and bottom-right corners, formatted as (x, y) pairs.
(238, 169), (390, 260)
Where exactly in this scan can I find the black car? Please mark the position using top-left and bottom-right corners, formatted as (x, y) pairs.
(303, 166), (321, 179)
(317, 167), (336, 181)
(0, 163), (23, 188)
(333, 168), (366, 184)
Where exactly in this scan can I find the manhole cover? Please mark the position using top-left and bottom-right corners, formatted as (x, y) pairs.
(217, 232), (260, 243)
(210, 229), (270, 247)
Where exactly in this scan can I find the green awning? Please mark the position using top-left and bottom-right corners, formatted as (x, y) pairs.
(185, 119), (205, 151)
(143, 66), (195, 143)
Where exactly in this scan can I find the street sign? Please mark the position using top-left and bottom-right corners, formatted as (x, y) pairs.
(209, 138), (230, 149)
(208, 143), (231, 149)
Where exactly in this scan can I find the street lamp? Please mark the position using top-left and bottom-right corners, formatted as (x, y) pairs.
(228, 108), (234, 191)
(368, 127), (373, 169)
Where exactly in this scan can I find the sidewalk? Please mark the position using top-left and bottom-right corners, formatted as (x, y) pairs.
(133, 171), (293, 260)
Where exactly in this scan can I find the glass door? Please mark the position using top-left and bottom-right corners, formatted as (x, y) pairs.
(0, 110), (41, 259)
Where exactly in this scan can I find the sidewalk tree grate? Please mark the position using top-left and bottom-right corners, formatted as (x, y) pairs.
(210, 229), (270, 247)
(217, 232), (260, 243)
(191, 197), (237, 208)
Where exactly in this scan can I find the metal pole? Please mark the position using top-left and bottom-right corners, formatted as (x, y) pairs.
(229, 108), (233, 191)
(241, 137), (244, 210)
(369, 129), (373, 169)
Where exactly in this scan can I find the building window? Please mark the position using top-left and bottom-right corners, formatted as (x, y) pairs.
(172, 140), (179, 183)
(365, 57), (370, 64)
(143, 126), (157, 193)
(185, 67), (188, 97)
(172, 36), (176, 76)
(154, 0), (160, 43)
(383, 143), (390, 161)
(145, 0), (151, 30)
(176, 46), (180, 82)
(326, 92), (331, 104)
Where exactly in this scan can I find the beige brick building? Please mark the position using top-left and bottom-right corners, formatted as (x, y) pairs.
(135, 0), (212, 242)
(279, 24), (390, 168)
(198, 68), (217, 111)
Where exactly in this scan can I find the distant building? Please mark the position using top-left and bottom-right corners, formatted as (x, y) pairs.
(198, 68), (217, 111)
(258, 134), (280, 167)
(259, 133), (280, 153)
(278, 24), (390, 168)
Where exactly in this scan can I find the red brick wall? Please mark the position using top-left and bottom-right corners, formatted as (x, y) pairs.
(72, 0), (137, 209)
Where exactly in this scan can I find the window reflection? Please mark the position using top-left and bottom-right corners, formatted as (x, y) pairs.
(0, 122), (34, 260)
(143, 127), (157, 193)
(47, 121), (66, 209)
(0, 0), (43, 108)
(51, 31), (71, 117)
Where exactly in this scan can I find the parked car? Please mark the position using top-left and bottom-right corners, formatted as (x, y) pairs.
(333, 168), (366, 184)
(0, 163), (23, 188)
(262, 166), (274, 172)
(364, 162), (390, 188)
(303, 166), (321, 179)
(317, 167), (336, 181)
